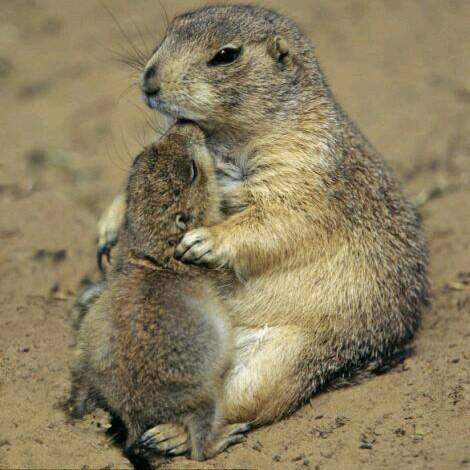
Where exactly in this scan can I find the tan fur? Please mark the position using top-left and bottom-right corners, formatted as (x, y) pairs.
(98, 5), (429, 428)
(70, 124), (248, 461)
(97, 193), (126, 255)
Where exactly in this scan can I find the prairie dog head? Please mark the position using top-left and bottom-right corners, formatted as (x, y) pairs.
(124, 123), (220, 259)
(141, 5), (318, 133)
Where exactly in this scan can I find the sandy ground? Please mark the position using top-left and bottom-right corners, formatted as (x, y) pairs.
(0, 0), (469, 468)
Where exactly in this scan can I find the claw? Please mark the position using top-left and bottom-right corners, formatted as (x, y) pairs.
(227, 422), (252, 435)
(97, 240), (115, 273)
(204, 422), (251, 459)
(137, 432), (179, 450)
(133, 424), (189, 457)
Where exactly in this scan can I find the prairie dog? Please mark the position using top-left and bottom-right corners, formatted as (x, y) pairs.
(98, 4), (429, 433)
(70, 124), (248, 463)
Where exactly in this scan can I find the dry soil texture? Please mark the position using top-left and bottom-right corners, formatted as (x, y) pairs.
(0, 1), (469, 469)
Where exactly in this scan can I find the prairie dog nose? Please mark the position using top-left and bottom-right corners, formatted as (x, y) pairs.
(141, 65), (160, 96)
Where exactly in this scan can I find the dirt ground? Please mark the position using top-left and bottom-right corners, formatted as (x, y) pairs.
(0, 0), (469, 468)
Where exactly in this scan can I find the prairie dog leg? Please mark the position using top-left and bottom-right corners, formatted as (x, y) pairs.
(186, 403), (250, 461)
(186, 401), (218, 461)
(97, 194), (126, 270)
(134, 421), (249, 459)
(223, 326), (307, 426)
(134, 327), (305, 457)
(204, 422), (250, 459)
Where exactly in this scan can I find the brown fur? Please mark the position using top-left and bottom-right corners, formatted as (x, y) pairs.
(70, 124), (245, 461)
(99, 5), (429, 428)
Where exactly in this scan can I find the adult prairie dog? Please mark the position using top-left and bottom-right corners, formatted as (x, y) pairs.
(98, 4), (429, 436)
(70, 124), (248, 463)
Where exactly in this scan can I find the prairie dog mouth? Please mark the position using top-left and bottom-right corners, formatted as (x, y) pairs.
(142, 93), (180, 117)
(142, 91), (159, 110)
(142, 93), (199, 127)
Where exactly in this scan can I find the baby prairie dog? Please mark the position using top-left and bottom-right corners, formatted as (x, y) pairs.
(70, 124), (248, 462)
(98, 4), (429, 437)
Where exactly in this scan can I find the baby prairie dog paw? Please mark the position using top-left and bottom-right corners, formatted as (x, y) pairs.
(96, 194), (126, 271)
(175, 227), (230, 269)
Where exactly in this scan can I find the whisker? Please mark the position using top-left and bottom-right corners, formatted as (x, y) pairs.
(117, 82), (139, 104)
(127, 101), (162, 142)
(104, 138), (128, 174)
(143, 115), (165, 136)
(101, 2), (147, 66)
(156, 0), (170, 36)
(130, 121), (147, 150)
(143, 17), (163, 56)
(132, 20), (151, 60)
(120, 128), (138, 163)
(127, 102), (169, 137)
(106, 46), (145, 72)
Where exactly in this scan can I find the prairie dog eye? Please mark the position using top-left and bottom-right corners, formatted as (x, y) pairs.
(190, 159), (198, 184)
(208, 46), (241, 66)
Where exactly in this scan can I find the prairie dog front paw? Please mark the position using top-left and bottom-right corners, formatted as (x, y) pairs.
(175, 227), (229, 268)
(97, 194), (126, 271)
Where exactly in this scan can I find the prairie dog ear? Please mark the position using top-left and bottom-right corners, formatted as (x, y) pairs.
(267, 35), (290, 63)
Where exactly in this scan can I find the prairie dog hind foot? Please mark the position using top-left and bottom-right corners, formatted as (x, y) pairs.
(136, 423), (189, 457)
(133, 422), (250, 460)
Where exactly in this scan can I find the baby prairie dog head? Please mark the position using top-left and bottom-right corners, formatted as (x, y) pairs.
(124, 123), (220, 260)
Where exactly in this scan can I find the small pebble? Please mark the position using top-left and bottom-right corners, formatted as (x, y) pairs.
(252, 441), (262, 452)
(291, 453), (306, 462)
(34, 249), (67, 262)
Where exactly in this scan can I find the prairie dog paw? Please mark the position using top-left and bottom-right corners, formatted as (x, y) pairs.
(96, 194), (126, 271)
(175, 228), (228, 268)
(206, 422), (251, 458)
(134, 423), (189, 456)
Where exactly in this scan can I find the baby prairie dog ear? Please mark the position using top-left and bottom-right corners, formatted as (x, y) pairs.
(268, 35), (290, 64)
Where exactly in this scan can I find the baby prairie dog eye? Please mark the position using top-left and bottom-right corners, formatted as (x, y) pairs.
(189, 159), (198, 184)
(208, 46), (241, 66)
